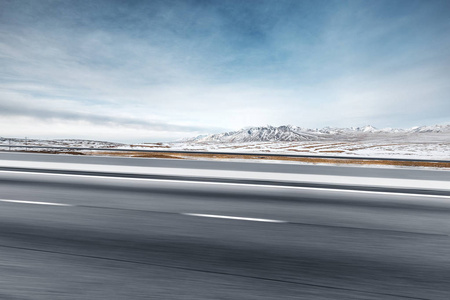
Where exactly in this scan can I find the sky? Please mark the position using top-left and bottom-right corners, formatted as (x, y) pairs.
(1, 0), (449, 142)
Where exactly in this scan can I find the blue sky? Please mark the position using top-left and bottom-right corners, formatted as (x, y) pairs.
(1, 0), (449, 142)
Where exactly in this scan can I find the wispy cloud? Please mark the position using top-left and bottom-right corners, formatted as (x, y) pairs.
(1, 0), (449, 141)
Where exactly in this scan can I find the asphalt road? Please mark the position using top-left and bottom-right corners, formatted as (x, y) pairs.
(2, 151), (450, 181)
(0, 153), (450, 299)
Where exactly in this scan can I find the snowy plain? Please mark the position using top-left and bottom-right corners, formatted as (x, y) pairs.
(1, 124), (449, 161)
(132, 125), (450, 161)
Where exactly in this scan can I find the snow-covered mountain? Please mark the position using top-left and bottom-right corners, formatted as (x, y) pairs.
(187, 125), (318, 143)
(185, 124), (450, 143)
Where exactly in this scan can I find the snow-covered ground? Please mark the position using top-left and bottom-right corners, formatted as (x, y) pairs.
(156, 124), (450, 160)
(1, 139), (449, 160)
(129, 141), (450, 160)
(1, 124), (449, 160)
(0, 137), (124, 149)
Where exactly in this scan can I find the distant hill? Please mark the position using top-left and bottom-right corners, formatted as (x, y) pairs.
(183, 124), (450, 143)
(0, 137), (125, 148)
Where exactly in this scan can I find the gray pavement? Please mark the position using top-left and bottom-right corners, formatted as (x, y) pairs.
(1, 151), (449, 180)
(0, 153), (449, 299)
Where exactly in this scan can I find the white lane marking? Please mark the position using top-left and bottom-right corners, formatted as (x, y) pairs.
(182, 213), (287, 223)
(1, 170), (450, 199)
(0, 199), (72, 206)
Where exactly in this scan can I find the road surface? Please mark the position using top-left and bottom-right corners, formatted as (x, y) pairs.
(0, 152), (449, 299)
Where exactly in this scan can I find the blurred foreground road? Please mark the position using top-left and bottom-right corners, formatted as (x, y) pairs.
(0, 152), (450, 299)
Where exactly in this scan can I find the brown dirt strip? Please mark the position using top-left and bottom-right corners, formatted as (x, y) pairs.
(318, 150), (347, 153)
(306, 142), (354, 150)
(286, 149), (311, 152)
(129, 145), (171, 148)
(85, 151), (450, 168)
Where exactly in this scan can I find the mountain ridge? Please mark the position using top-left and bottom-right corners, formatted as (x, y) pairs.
(183, 124), (450, 143)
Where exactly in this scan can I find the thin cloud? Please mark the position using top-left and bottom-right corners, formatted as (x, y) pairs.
(0, 0), (449, 141)
(0, 101), (223, 133)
